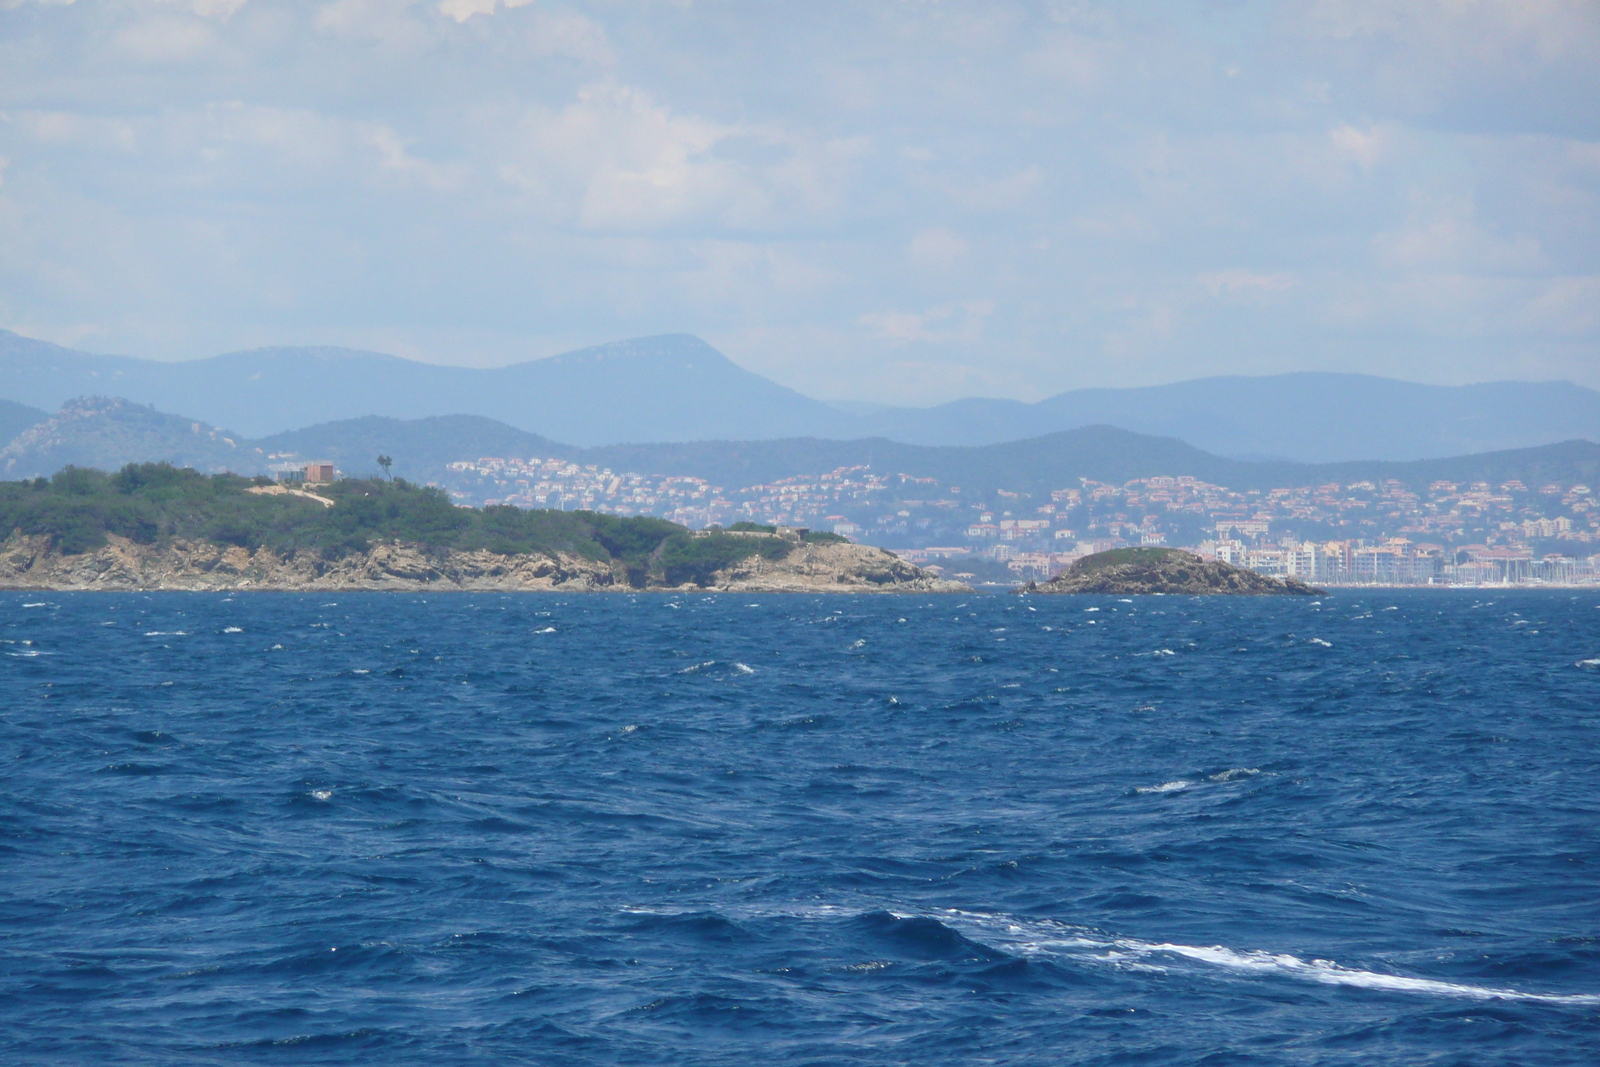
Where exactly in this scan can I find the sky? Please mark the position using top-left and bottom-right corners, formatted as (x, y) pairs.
(1, 0), (1597, 405)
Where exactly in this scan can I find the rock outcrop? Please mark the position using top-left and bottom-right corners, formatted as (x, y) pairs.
(0, 534), (968, 593)
(695, 540), (968, 593)
(1020, 547), (1324, 596)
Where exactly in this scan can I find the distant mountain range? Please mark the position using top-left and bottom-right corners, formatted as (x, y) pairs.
(5, 396), (1598, 500)
(2, 329), (1596, 462)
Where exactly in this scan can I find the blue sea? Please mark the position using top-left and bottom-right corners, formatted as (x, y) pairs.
(3, 590), (1599, 1065)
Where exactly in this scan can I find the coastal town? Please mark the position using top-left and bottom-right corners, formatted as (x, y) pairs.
(436, 456), (1600, 586)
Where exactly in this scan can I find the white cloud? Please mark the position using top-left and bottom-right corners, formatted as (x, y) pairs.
(1328, 123), (1387, 168)
(907, 228), (967, 270)
(115, 15), (218, 63)
(1375, 200), (1545, 272)
(496, 82), (860, 233)
(1198, 270), (1297, 297)
(1521, 275), (1600, 335)
(438, 0), (531, 24)
(0, 0), (1596, 393)
(859, 300), (995, 345)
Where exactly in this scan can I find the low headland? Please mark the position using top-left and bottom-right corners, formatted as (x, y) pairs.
(1019, 547), (1325, 596)
(0, 464), (967, 593)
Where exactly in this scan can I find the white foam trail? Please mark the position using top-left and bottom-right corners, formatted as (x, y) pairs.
(1131, 942), (1600, 1002)
(712, 903), (1600, 1006)
(930, 909), (1600, 1006)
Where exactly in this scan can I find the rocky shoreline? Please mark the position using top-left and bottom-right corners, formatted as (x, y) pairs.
(1020, 547), (1324, 596)
(0, 534), (969, 594)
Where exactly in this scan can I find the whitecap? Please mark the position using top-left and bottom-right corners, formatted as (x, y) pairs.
(1135, 780), (1192, 794)
(1084, 607), (1099, 612)
(22, 602), (46, 608)
(1308, 638), (1332, 647)
(849, 639), (866, 649)
(223, 626), (243, 634)
(1209, 767), (1260, 782)
(879, 907), (1600, 1007)
(1104, 941), (1600, 1004)
(1576, 658), (1600, 670)
(351, 669), (370, 674)
(731, 662), (756, 674)
(310, 789), (332, 802)
(534, 626), (556, 634)
(677, 661), (715, 674)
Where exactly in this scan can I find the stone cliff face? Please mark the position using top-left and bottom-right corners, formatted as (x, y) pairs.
(1023, 548), (1323, 596)
(0, 534), (968, 593)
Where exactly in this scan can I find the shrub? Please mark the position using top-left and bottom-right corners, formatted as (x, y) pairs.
(0, 464), (788, 586)
(656, 531), (789, 587)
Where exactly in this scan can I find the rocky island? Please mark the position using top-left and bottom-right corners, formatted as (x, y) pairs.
(0, 464), (967, 594)
(1019, 547), (1324, 596)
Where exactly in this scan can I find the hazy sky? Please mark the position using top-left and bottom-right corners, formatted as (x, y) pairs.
(1, 1), (1597, 403)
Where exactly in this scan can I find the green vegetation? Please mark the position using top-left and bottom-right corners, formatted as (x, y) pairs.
(656, 530), (789, 587)
(725, 521), (846, 545)
(0, 464), (809, 588)
(1070, 547), (1181, 573)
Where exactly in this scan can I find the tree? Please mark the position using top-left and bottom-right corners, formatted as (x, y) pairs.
(376, 455), (393, 480)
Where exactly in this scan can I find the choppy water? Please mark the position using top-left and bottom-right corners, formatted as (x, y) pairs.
(3, 589), (1600, 1065)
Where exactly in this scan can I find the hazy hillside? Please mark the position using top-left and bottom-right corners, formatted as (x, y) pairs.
(858, 374), (1600, 461)
(4, 395), (1597, 501)
(3, 329), (1595, 460)
(0, 398), (48, 446)
(581, 432), (1600, 497)
(0, 331), (854, 445)
(257, 415), (570, 481)
(0, 398), (266, 480)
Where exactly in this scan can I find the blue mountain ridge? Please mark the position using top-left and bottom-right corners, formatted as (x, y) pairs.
(1, 329), (1596, 462)
(4, 398), (1597, 502)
